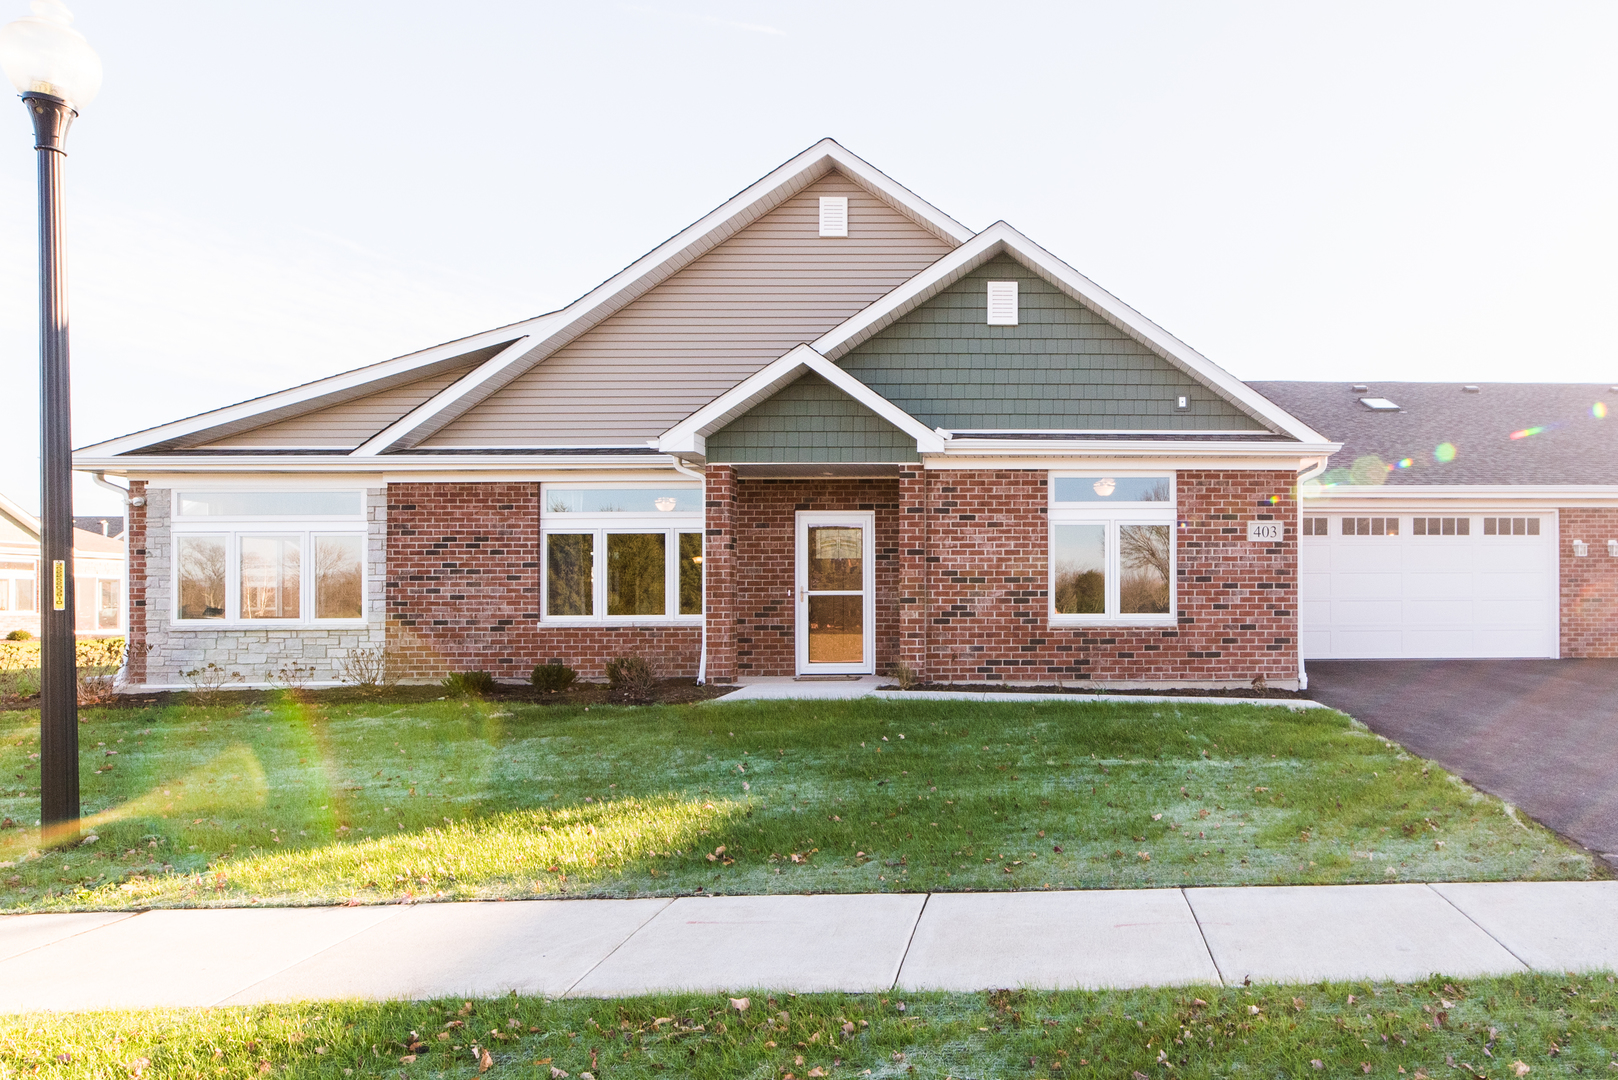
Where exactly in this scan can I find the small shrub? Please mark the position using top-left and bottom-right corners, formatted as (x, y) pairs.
(182, 662), (245, 705)
(605, 655), (658, 704)
(442, 670), (496, 696)
(531, 662), (577, 692)
(5, 629), (31, 641)
(890, 660), (919, 691)
(267, 661), (317, 693)
(337, 645), (395, 689)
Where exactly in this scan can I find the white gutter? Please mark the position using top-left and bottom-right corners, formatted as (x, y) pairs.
(75, 453), (683, 474)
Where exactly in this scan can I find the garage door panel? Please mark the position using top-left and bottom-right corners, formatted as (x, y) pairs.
(1330, 600), (1404, 625)
(1327, 574), (1404, 599)
(1329, 630), (1407, 658)
(1300, 510), (1557, 660)
(1403, 630), (1478, 658)
(1399, 573), (1477, 599)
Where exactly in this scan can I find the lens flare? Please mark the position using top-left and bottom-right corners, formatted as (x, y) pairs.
(1434, 442), (1457, 463)
(1595, 402), (1608, 419)
(1268, 494), (1280, 504)
(1397, 458), (1414, 469)
(1508, 427), (1545, 441)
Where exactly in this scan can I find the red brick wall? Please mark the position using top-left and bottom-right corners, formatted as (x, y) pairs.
(126, 480), (148, 682)
(727, 476), (903, 678)
(385, 482), (700, 680)
(911, 469), (1298, 684)
(1560, 508), (1618, 658)
(704, 466), (738, 682)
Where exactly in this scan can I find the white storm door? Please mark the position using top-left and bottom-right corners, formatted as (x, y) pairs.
(795, 511), (876, 675)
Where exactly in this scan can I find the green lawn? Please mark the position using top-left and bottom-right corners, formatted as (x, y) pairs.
(3, 974), (1615, 1078)
(0, 696), (1599, 910)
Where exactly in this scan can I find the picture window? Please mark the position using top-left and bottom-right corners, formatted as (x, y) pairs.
(1049, 474), (1175, 623)
(171, 491), (366, 625)
(541, 485), (702, 623)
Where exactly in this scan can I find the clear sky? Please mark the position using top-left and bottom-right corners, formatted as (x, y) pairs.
(0, 1), (1613, 515)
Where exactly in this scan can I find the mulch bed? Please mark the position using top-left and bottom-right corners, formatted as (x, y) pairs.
(881, 682), (1311, 699)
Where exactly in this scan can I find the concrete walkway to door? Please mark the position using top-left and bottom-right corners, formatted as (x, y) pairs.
(2, 881), (1616, 1013)
(1306, 659), (1618, 868)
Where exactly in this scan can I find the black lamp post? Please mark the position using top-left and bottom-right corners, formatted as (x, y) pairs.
(0, 0), (101, 845)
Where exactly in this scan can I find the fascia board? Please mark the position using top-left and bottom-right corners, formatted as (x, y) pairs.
(0, 491), (40, 538)
(939, 438), (1340, 458)
(76, 324), (537, 457)
(802, 354), (947, 452)
(74, 453), (680, 474)
(354, 334), (539, 454)
(812, 222), (1331, 445)
(1304, 484), (1618, 500)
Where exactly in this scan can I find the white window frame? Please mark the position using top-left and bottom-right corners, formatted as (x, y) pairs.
(170, 490), (368, 628)
(540, 483), (703, 626)
(1048, 472), (1177, 626)
(0, 557), (38, 613)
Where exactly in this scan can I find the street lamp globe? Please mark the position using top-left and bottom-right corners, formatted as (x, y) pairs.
(0, 0), (100, 110)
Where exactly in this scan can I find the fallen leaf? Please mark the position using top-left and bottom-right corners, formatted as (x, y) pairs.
(1514, 1064), (1530, 1077)
(808, 1070), (826, 1078)
(1192, 998), (1208, 1007)
(1347, 994), (1357, 1005)
(1248, 1005), (1260, 1015)
(399, 1055), (417, 1065)
(730, 997), (750, 1012)
(550, 1068), (568, 1079)
(1362, 1066), (1372, 1074)
(1312, 1061), (1324, 1070)
(841, 1022), (856, 1035)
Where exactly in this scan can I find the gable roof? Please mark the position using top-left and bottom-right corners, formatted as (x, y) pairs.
(659, 344), (947, 458)
(80, 139), (971, 460)
(802, 222), (1329, 443)
(1250, 381), (1618, 487)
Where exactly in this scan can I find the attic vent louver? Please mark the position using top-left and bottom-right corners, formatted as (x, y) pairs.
(818, 196), (848, 237)
(1359, 397), (1400, 411)
(1463, 385), (1481, 393)
(1351, 384), (1369, 393)
(986, 281), (1019, 326)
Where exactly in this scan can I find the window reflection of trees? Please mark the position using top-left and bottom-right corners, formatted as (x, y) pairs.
(178, 536), (227, 619)
(315, 536), (364, 619)
(545, 535), (593, 617)
(607, 533), (665, 616)
(1120, 524), (1171, 614)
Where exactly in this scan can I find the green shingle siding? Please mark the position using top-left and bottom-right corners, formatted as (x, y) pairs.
(838, 254), (1265, 431)
(706, 374), (919, 463)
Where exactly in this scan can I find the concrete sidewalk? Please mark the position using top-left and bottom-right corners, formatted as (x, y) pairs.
(2, 881), (1615, 1012)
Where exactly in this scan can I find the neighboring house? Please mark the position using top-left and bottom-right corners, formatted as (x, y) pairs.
(72, 141), (1618, 690)
(0, 492), (126, 638)
(74, 515), (125, 539)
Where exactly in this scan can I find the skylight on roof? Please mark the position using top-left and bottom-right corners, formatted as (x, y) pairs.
(1359, 397), (1400, 410)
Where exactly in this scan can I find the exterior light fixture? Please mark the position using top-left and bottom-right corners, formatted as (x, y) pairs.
(1092, 478), (1116, 497)
(1572, 540), (1589, 557)
(654, 497), (677, 512)
(0, 0), (101, 846)
(1608, 539), (1617, 558)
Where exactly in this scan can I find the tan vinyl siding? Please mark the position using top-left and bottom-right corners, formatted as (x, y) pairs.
(422, 171), (955, 447)
(706, 373), (919, 463)
(202, 364), (482, 449)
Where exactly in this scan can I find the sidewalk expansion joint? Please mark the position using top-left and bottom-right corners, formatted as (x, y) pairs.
(560, 898), (676, 998)
(1423, 884), (1532, 973)
(1179, 888), (1228, 988)
(890, 892), (931, 991)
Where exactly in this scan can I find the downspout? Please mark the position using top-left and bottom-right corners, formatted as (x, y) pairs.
(1294, 457), (1330, 692)
(670, 457), (707, 685)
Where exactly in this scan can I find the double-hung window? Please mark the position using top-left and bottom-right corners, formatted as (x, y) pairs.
(541, 485), (703, 623)
(0, 559), (36, 613)
(171, 491), (367, 625)
(1049, 474), (1176, 624)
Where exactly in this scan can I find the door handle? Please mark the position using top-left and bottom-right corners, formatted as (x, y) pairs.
(799, 588), (805, 602)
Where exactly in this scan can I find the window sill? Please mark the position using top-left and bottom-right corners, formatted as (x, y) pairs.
(169, 620), (372, 631)
(540, 619), (703, 629)
(1050, 617), (1178, 628)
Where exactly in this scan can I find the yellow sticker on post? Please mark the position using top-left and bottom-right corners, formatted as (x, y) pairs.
(52, 559), (65, 610)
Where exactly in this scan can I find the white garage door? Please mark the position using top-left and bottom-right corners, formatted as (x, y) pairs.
(1300, 511), (1558, 659)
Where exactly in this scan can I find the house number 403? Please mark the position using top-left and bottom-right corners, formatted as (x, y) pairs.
(1246, 521), (1283, 542)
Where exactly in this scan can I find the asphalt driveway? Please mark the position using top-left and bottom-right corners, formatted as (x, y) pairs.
(1306, 659), (1618, 867)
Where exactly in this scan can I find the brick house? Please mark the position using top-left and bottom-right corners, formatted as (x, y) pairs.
(76, 142), (1618, 690)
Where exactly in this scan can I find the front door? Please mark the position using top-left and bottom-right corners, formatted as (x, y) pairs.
(795, 511), (875, 675)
